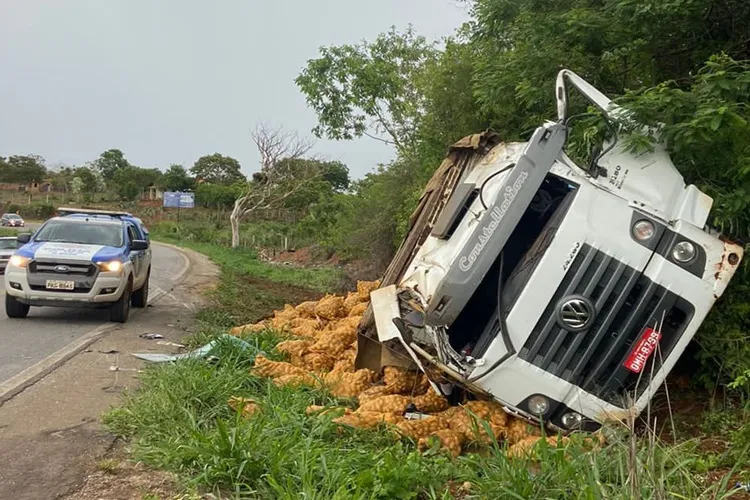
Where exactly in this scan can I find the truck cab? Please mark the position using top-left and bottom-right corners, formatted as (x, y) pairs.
(358, 70), (744, 432)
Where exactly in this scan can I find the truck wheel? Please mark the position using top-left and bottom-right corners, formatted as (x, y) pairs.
(6, 295), (29, 318)
(109, 281), (132, 323)
(131, 269), (150, 308)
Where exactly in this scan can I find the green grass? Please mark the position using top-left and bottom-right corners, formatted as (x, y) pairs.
(151, 227), (342, 294)
(104, 335), (743, 499)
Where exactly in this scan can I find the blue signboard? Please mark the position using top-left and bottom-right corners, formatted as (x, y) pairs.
(163, 191), (195, 209)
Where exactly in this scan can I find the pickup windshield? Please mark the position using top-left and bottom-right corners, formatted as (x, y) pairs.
(0, 239), (18, 250)
(34, 221), (123, 247)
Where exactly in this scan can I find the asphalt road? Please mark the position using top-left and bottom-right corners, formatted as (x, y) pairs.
(0, 243), (188, 384)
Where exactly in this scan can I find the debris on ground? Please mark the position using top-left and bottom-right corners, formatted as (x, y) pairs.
(228, 280), (580, 458)
(132, 334), (264, 363)
(138, 333), (164, 340)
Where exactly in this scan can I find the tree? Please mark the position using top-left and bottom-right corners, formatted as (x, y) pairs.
(94, 149), (130, 181)
(191, 154), (245, 185)
(71, 166), (103, 203)
(0, 155), (47, 184)
(160, 164), (194, 191)
(295, 26), (438, 154)
(112, 166), (157, 201)
(229, 125), (317, 248)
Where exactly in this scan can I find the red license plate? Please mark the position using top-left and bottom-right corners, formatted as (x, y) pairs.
(623, 327), (662, 373)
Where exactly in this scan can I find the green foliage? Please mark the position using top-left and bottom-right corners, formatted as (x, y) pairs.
(296, 26), (438, 153)
(112, 165), (162, 201)
(0, 155), (47, 184)
(194, 182), (243, 209)
(191, 154), (245, 185)
(160, 164), (195, 191)
(94, 149), (130, 181)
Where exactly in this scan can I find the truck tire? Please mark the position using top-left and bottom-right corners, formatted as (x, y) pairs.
(131, 268), (150, 308)
(5, 295), (29, 318)
(109, 280), (132, 323)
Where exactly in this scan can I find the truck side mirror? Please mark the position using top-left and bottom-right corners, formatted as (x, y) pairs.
(17, 233), (31, 244)
(130, 240), (148, 251)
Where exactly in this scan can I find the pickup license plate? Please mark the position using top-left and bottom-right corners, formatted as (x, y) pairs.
(623, 327), (662, 373)
(45, 280), (75, 291)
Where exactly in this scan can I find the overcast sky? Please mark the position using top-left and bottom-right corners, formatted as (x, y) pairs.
(0, 0), (469, 179)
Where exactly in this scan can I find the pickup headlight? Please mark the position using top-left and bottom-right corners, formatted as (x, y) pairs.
(9, 255), (29, 268)
(97, 260), (123, 273)
(672, 241), (696, 263)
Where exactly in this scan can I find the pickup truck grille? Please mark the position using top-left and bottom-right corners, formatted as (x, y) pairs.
(28, 260), (97, 276)
(519, 244), (693, 406)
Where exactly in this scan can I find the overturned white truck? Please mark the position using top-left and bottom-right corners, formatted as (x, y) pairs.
(355, 70), (744, 433)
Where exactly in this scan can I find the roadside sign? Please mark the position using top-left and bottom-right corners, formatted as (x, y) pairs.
(163, 192), (195, 209)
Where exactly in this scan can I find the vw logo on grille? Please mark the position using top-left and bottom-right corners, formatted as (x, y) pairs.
(555, 295), (595, 332)
(54, 265), (70, 273)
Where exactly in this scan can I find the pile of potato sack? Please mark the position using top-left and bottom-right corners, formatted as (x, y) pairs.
(228, 280), (569, 459)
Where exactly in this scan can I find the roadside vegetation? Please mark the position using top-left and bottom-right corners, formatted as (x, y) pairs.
(5, 0), (750, 496)
(104, 241), (748, 498)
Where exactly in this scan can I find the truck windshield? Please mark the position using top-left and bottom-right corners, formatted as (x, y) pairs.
(34, 221), (123, 247)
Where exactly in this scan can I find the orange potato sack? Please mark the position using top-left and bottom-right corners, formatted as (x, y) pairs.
(418, 429), (465, 458)
(505, 417), (541, 446)
(357, 385), (397, 405)
(300, 352), (336, 372)
(357, 394), (411, 414)
(228, 396), (260, 417)
(324, 369), (377, 398)
(335, 316), (362, 332)
(395, 416), (450, 440)
(506, 436), (569, 459)
(289, 317), (324, 330)
(356, 280), (381, 300)
(229, 321), (267, 336)
(333, 411), (404, 430)
(274, 304), (298, 320)
(413, 388), (450, 413)
(343, 292), (366, 313)
(295, 300), (319, 318)
(310, 329), (358, 357)
(348, 302), (369, 317)
(330, 349), (357, 374)
(314, 295), (345, 320)
(253, 356), (308, 378)
(276, 339), (313, 359)
(382, 366), (430, 395)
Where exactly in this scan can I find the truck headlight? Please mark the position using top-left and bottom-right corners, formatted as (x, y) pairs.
(672, 241), (696, 263)
(632, 220), (655, 241)
(527, 395), (550, 415)
(561, 411), (583, 429)
(9, 255), (29, 268)
(98, 260), (122, 273)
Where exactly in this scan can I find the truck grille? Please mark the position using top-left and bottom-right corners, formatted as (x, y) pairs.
(519, 244), (693, 406)
(28, 260), (97, 276)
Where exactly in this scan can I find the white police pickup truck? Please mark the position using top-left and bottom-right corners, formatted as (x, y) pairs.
(4, 208), (152, 323)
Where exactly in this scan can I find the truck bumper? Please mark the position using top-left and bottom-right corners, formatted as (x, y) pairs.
(4, 267), (127, 307)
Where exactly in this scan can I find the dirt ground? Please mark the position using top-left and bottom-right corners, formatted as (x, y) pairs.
(0, 247), (219, 500)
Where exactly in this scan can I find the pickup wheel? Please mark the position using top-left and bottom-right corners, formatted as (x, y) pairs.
(5, 295), (29, 318)
(109, 280), (132, 323)
(131, 269), (150, 308)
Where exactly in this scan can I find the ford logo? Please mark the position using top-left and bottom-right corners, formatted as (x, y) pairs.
(54, 265), (70, 273)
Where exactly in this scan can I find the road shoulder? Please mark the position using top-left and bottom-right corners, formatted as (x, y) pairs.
(0, 247), (218, 500)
